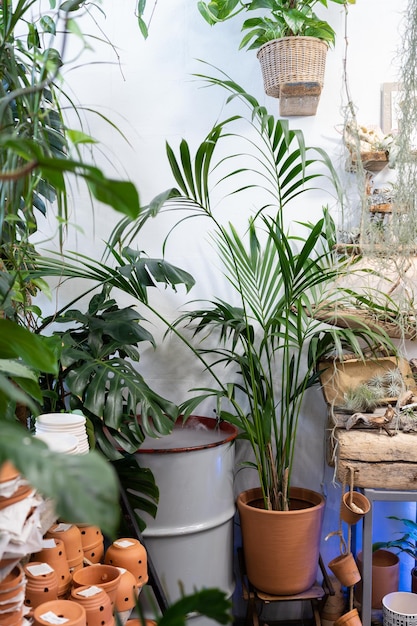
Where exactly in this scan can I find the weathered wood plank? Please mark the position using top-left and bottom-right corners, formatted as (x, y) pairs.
(336, 430), (417, 462)
(330, 428), (417, 488)
(336, 460), (417, 489)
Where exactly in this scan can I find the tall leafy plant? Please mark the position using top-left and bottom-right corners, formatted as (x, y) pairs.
(67, 68), (395, 512)
(0, 0), (142, 535)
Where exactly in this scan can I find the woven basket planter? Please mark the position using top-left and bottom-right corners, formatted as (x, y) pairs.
(257, 36), (328, 115)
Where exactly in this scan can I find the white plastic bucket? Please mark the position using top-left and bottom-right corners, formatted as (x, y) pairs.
(135, 417), (237, 624)
(383, 591), (417, 626)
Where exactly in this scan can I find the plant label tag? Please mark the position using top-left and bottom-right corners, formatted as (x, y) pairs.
(27, 563), (54, 576)
(114, 539), (135, 548)
(39, 611), (69, 624)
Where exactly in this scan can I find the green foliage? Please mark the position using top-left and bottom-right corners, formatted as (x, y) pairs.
(117, 67), (393, 509)
(0, 412), (120, 537)
(109, 66), (394, 511)
(0, 0), (140, 259)
(373, 516), (417, 561)
(157, 588), (231, 626)
(39, 290), (179, 454)
(197, 0), (353, 50)
(0, 0), (143, 535)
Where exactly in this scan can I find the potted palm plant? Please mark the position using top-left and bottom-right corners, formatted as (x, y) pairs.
(91, 67), (395, 596)
(197, 0), (355, 114)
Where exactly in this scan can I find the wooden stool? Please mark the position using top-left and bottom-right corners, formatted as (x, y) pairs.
(239, 549), (334, 626)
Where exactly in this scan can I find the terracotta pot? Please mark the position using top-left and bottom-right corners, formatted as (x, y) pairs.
(0, 607), (23, 626)
(77, 525), (103, 548)
(340, 492), (371, 525)
(46, 523), (84, 565)
(77, 526), (104, 564)
(104, 538), (148, 586)
(355, 549), (399, 610)
(72, 564), (121, 608)
(0, 462), (20, 483)
(328, 552), (361, 587)
(114, 568), (138, 612)
(78, 527), (104, 564)
(237, 486), (325, 595)
(82, 542), (104, 565)
(24, 562), (58, 609)
(0, 564), (24, 593)
(126, 621), (157, 626)
(70, 585), (114, 626)
(334, 607), (362, 625)
(0, 483), (32, 510)
(32, 538), (72, 597)
(33, 599), (86, 626)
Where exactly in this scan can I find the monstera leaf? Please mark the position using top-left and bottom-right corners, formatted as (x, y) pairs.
(66, 356), (177, 439)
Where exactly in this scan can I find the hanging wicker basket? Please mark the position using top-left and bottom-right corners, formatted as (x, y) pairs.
(257, 36), (328, 115)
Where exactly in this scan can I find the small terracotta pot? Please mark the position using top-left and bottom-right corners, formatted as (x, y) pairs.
(72, 564), (121, 608)
(82, 541), (104, 565)
(340, 492), (371, 525)
(24, 562), (59, 609)
(334, 607), (362, 625)
(0, 483), (32, 510)
(328, 552), (361, 587)
(0, 564), (24, 594)
(32, 538), (72, 597)
(77, 525), (103, 549)
(77, 526), (104, 565)
(0, 606), (23, 626)
(0, 462), (20, 483)
(355, 549), (399, 610)
(115, 568), (138, 612)
(33, 599), (86, 626)
(46, 523), (84, 564)
(70, 585), (114, 626)
(104, 538), (148, 586)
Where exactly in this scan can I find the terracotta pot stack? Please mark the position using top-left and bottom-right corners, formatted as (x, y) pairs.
(0, 564), (26, 626)
(45, 523), (84, 573)
(32, 538), (72, 598)
(70, 585), (115, 626)
(24, 562), (58, 612)
(76, 525), (104, 564)
(3, 509), (148, 626)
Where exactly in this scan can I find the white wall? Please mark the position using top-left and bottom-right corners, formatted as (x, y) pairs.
(38, 0), (415, 616)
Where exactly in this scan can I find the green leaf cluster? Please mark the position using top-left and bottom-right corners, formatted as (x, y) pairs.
(197, 0), (354, 50)
(374, 516), (417, 561)
(114, 66), (395, 511)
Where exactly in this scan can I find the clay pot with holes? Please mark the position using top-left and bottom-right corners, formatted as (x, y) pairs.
(72, 564), (121, 609)
(46, 523), (84, 571)
(77, 525), (104, 564)
(33, 599), (86, 626)
(115, 567), (138, 614)
(24, 562), (59, 611)
(104, 538), (148, 587)
(32, 538), (72, 597)
(70, 585), (114, 626)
